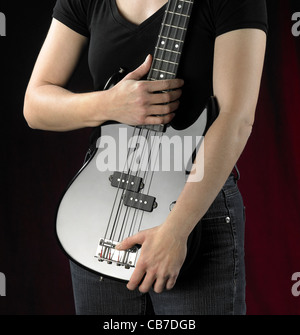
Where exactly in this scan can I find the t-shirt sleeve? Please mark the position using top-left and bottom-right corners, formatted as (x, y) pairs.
(213, 0), (268, 37)
(52, 0), (90, 37)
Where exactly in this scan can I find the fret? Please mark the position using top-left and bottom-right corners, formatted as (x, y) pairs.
(155, 58), (179, 66)
(164, 23), (187, 31)
(164, 13), (190, 28)
(149, 68), (177, 81)
(166, 11), (190, 18)
(151, 59), (177, 75)
(159, 35), (184, 43)
(152, 69), (176, 76)
(160, 26), (185, 42)
(156, 39), (183, 59)
(154, 48), (180, 64)
(155, 46), (180, 55)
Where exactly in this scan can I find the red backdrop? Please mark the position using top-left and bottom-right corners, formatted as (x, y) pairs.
(0, 0), (300, 315)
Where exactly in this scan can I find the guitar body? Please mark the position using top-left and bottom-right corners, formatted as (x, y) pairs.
(56, 93), (218, 281)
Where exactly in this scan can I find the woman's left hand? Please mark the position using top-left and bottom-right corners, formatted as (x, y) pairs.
(116, 225), (188, 293)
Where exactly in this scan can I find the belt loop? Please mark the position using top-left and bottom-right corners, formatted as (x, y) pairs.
(233, 164), (240, 181)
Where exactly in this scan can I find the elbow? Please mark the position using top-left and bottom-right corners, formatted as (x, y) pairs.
(240, 113), (254, 131)
(220, 105), (255, 142)
(236, 112), (255, 142)
(23, 90), (38, 129)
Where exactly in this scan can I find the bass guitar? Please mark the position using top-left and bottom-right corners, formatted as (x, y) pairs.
(56, 0), (219, 281)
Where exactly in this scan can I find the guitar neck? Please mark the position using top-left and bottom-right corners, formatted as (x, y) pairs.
(147, 0), (194, 81)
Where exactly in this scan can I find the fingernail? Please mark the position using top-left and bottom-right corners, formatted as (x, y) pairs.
(115, 243), (122, 250)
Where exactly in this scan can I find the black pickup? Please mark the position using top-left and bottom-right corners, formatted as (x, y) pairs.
(110, 172), (143, 193)
(123, 191), (157, 213)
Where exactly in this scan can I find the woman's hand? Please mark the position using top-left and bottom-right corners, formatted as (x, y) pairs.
(116, 224), (188, 293)
(104, 55), (184, 126)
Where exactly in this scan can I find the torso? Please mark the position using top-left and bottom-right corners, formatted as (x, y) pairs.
(115, 0), (168, 26)
(87, 0), (216, 128)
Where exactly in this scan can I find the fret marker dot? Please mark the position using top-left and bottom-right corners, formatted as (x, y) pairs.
(178, 5), (182, 9)
(161, 41), (165, 45)
(175, 44), (179, 49)
(160, 74), (164, 78)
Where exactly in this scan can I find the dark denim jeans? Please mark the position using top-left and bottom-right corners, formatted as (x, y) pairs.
(70, 171), (246, 315)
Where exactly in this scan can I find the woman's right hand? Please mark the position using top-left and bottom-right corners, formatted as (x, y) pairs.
(103, 55), (184, 126)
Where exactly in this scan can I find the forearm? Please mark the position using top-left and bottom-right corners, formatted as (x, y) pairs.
(163, 110), (252, 238)
(24, 55), (183, 132)
(24, 84), (110, 131)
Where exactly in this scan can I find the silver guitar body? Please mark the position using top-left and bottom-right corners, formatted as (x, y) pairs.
(56, 107), (210, 282)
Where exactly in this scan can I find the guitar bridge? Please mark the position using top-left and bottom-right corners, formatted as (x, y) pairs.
(95, 239), (139, 269)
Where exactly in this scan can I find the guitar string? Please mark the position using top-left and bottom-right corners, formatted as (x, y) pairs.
(111, 127), (158, 260)
(101, 125), (143, 258)
(120, 0), (192, 243)
(102, 126), (132, 241)
(113, 0), (192, 251)
(112, 0), (176, 248)
(125, 0), (182, 238)
(108, 118), (161, 247)
(100, 0), (194, 263)
(141, 0), (185, 186)
(122, 0), (194, 264)
(107, 127), (144, 241)
(135, 0), (180, 190)
(127, 0), (193, 258)
(112, 126), (151, 243)
(103, 126), (151, 261)
(135, 0), (194, 234)
(103, 125), (139, 239)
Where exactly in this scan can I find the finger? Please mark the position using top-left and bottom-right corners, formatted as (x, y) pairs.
(146, 99), (180, 117)
(115, 232), (145, 251)
(165, 276), (177, 291)
(153, 277), (169, 294)
(145, 112), (175, 125)
(127, 267), (146, 291)
(150, 89), (182, 105)
(125, 54), (152, 81)
(138, 272), (157, 293)
(147, 78), (184, 93)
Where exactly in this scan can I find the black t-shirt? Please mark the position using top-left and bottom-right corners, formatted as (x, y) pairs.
(53, 0), (268, 128)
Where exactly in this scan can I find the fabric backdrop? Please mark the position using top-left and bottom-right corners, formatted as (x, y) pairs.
(0, 0), (299, 315)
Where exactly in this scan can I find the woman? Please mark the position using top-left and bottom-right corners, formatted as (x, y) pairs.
(24, 0), (267, 315)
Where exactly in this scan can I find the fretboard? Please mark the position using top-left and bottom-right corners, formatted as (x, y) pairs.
(147, 0), (194, 81)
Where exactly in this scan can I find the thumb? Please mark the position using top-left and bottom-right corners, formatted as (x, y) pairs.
(115, 232), (145, 251)
(125, 54), (152, 81)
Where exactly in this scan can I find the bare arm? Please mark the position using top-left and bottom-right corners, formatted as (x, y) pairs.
(117, 28), (267, 293)
(24, 19), (183, 131)
(164, 29), (267, 237)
